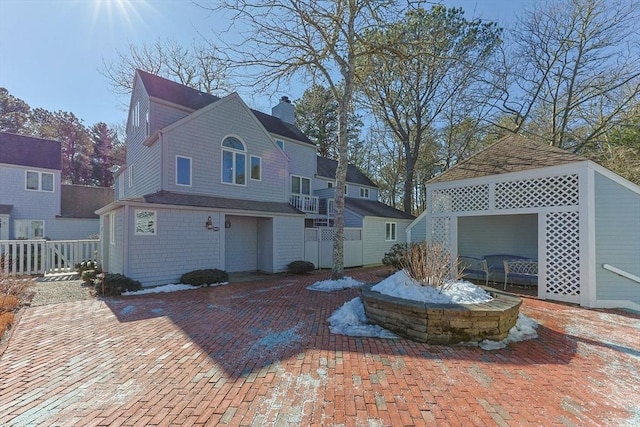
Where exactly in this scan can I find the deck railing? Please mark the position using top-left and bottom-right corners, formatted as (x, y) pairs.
(289, 194), (319, 213)
(0, 239), (99, 276)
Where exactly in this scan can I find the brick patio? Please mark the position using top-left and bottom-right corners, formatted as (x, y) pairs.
(1, 266), (638, 426)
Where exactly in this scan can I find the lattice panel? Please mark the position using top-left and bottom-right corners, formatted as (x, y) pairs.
(431, 217), (450, 248)
(431, 185), (489, 213)
(545, 211), (581, 297)
(496, 174), (579, 210)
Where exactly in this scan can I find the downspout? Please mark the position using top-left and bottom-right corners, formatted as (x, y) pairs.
(159, 130), (165, 191)
(123, 205), (130, 277)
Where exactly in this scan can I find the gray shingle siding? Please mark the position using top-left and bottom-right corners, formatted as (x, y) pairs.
(285, 140), (316, 180)
(273, 216), (304, 272)
(594, 172), (640, 304)
(362, 217), (411, 265)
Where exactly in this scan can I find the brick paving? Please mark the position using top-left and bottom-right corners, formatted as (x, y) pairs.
(1, 266), (639, 426)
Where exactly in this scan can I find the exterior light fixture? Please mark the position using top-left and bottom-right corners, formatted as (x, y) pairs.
(225, 218), (231, 228)
(206, 216), (213, 230)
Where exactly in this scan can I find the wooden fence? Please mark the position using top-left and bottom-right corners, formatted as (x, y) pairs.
(0, 239), (99, 276)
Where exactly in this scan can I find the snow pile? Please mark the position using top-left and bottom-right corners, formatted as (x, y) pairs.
(328, 297), (398, 339)
(306, 276), (364, 292)
(371, 270), (493, 304)
(122, 282), (228, 296)
(479, 313), (539, 350)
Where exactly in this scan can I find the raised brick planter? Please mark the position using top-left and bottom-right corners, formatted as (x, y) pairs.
(360, 283), (522, 344)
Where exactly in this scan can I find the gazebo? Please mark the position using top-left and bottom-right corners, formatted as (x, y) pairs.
(407, 135), (640, 310)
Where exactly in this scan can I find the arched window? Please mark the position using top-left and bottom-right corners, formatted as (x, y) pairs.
(222, 136), (246, 185)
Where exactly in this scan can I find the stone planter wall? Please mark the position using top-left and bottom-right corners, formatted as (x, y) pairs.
(360, 284), (522, 345)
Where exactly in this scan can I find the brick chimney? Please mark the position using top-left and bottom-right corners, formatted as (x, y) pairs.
(272, 96), (295, 124)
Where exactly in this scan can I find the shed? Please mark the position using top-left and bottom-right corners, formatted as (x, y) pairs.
(407, 135), (640, 310)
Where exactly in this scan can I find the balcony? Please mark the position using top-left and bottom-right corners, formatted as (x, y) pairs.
(290, 194), (319, 214)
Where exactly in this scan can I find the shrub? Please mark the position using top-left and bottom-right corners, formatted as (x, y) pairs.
(400, 242), (459, 291)
(0, 275), (33, 339)
(81, 269), (98, 286)
(75, 260), (98, 274)
(180, 269), (229, 286)
(381, 243), (409, 270)
(94, 273), (142, 296)
(287, 260), (315, 274)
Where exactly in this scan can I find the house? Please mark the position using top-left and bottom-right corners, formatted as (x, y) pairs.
(96, 70), (413, 286)
(407, 134), (640, 310)
(0, 132), (113, 240)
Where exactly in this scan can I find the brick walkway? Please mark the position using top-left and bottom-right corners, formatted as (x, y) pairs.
(1, 267), (638, 426)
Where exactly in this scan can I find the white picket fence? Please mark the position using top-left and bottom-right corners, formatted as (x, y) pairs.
(0, 239), (99, 276)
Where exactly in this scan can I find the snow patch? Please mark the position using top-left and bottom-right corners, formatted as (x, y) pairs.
(328, 297), (398, 339)
(307, 276), (364, 292)
(478, 313), (539, 350)
(122, 282), (228, 295)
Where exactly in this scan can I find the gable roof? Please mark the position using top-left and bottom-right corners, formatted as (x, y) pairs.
(129, 190), (303, 215)
(136, 70), (313, 145)
(345, 198), (415, 220)
(316, 157), (378, 188)
(60, 185), (114, 219)
(430, 134), (586, 183)
(0, 132), (62, 170)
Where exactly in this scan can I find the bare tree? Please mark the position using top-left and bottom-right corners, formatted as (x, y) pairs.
(100, 38), (230, 96)
(210, 0), (398, 279)
(357, 6), (501, 213)
(494, 0), (640, 152)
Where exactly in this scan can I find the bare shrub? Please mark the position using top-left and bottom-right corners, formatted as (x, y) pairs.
(400, 242), (460, 291)
(0, 275), (33, 300)
(0, 275), (34, 338)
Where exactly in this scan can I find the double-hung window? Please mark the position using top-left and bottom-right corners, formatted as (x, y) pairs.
(176, 156), (192, 186)
(360, 188), (369, 198)
(385, 222), (397, 241)
(222, 136), (246, 185)
(26, 171), (54, 192)
(291, 175), (311, 195)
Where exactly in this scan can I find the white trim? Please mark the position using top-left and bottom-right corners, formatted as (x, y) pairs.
(25, 170), (54, 192)
(250, 155), (262, 181)
(134, 209), (156, 235)
(602, 264), (640, 284)
(221, 135), (247, 186)
(582, 166), (597, 307)
(291, 175), (311, 195)
(128, 165), (134, 188)
(175, 155), (192, 187)
(385, 222), (397, 241)
(109, 212), (116, 245)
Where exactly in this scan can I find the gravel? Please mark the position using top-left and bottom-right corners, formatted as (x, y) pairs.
(29, 275), (93, 307)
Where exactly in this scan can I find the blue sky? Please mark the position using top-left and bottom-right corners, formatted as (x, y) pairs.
(0, 0), (532, 128)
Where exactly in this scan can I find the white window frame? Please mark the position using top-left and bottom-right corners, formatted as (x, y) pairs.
(221, 136), (247, 186)
(327, 182), (333, 188)
(176, 155), (192, 186)
(145, 110), (149, 136)
(360, 188), (370, 199)
(134, 210), (156, 236)
(275, 140), (284, 150)
(128, 165), (134, 188)
(109, 213), (116, 245)
(385, 222), (397, 242)
(14, 219), (45, 239)
(25, 170), (54, 192)
(250, 155), (262, 181)
(291, 175), (311, 195)
(117, 174), (124, 199)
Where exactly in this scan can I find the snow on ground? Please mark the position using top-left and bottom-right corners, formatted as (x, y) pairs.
(306, 276), (364, 292)
(371, 270), (493, 304)
(122, 282), (228, 295)
(328, 297), (398, 338)
(478, 313), (539, 350)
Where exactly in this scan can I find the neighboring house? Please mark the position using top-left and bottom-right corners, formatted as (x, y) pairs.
(0, 132), (114, 240)
(97, 70), (413, 286)
(407, 134), (640, 310)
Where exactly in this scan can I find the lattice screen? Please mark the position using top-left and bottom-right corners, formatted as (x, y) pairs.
(545, 211), (580, 297)
(431, 185), (489, 213)
(316, 228), (362, 242)
(431, 217), (450, 247)
(495, 174), (579, 210)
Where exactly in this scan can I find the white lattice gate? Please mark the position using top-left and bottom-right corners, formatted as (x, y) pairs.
(428, 171), (583, 304)
(304, 227), (363, 269)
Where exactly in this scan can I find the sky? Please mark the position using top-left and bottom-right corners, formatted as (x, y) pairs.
(0, 0), (533, 129)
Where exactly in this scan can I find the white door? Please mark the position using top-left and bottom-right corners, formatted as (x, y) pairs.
(0, 215), (8, 240)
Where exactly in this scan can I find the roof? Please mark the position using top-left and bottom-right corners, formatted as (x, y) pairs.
(60, 185), (114, 219)
(430, 134), (586, 183)
(345, 198), (415, 220)
(136, 70), (313, 145)
(0, 132), (62, 170)
(317, 157), (378, 188)
(0, 204), (13, 215)
(128, 190), (303, 215)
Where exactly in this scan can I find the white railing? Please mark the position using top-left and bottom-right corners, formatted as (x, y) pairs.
(327, 198), (335, 217)
(0, 239), (99, 276)
(290, 194), (319, 213)
(603, 263), (640, 284)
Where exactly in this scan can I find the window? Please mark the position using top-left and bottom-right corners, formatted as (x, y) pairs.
(276, 140), (284, 150)
(250, 156), (261, 180)
(135, 210), (156, 235)
(117, 174), (124, 199)
(291, 175), (310, 195)
(327, 182), (333, 188)
(14, 220), (44, 239)
(128, 165), (134, 187)
(360, 188), (370, 198)
(176, 156), (192, 186)
(132, 101), (140, 129)
(344, 185), (348, 195)
(385, 222), (397, 241)
(145, 111), (150, 136)
(25, 171), (54, 192)
(222, 136), (246, 185)
(109, 213), (116, 245)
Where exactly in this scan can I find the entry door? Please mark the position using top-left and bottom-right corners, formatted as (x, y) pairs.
(0, 215), (8, 240)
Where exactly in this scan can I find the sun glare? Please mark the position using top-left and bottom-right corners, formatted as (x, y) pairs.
(90, 0), (149, 35)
